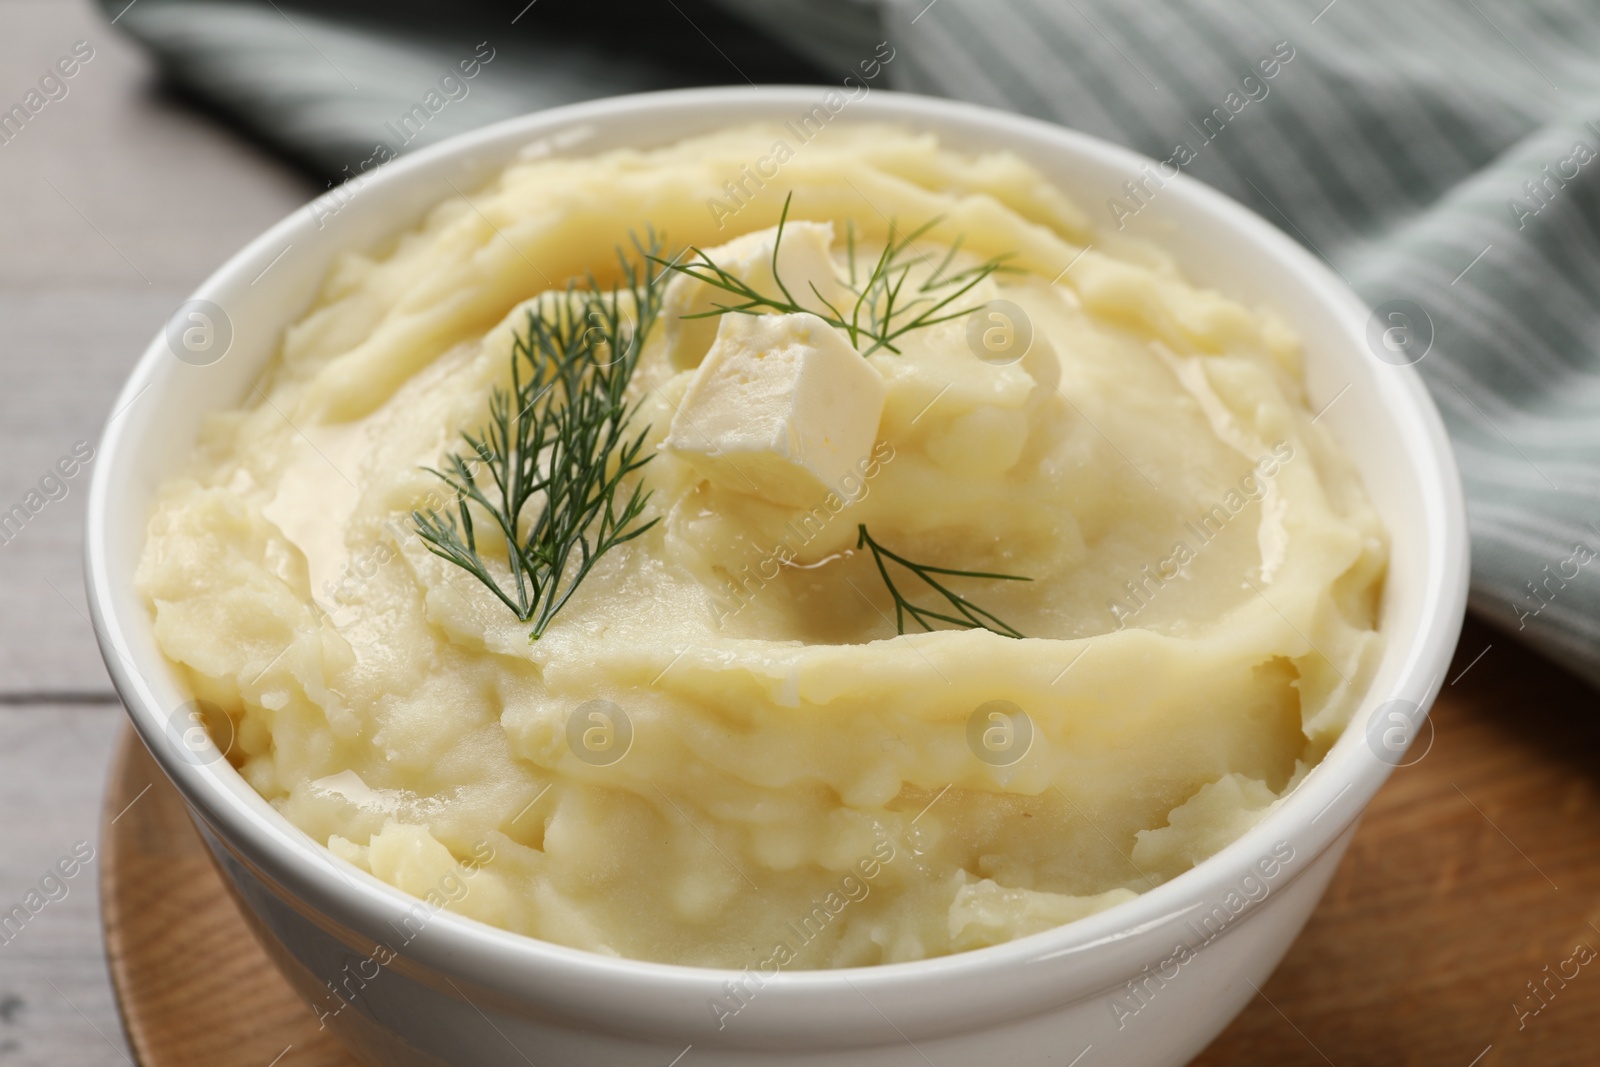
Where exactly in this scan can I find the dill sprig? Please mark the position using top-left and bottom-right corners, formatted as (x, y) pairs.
(650, 192), (1010, 357)
(411, 234), (668, 641)
(855, 525), (1031, 639)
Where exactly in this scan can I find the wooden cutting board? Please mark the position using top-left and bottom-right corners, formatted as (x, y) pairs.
(100, 617), (1600, 1066)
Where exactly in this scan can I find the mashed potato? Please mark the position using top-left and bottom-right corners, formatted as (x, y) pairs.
(136, 125), (1385, 970)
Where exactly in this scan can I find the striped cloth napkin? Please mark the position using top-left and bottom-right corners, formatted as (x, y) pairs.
(99, 0), (1600, 687)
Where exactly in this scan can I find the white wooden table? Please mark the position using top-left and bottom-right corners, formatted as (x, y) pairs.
(0, 1), (313, 1060)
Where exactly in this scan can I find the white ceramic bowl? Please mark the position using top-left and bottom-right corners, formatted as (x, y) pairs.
(84, 87), (1468, 1067)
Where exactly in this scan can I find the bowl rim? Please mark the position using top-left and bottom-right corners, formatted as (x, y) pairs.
(83, 84), (1469, 1031)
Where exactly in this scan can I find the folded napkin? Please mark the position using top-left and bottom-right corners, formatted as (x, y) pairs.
(101, 0), (1600, 687)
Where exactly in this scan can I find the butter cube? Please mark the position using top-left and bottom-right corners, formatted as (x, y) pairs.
(665, 312), (887, 508)
(663, 221), (854, 369)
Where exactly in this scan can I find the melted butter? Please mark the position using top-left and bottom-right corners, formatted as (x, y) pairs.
(261, 420), (366, 604)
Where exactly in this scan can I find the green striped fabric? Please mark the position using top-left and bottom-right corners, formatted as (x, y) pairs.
(100, 0), (1600, 686)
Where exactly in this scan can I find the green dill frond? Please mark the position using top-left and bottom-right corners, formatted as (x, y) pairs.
(411, 232), (668, 641)
(855, 524), (1031, 639)
(650, 192), (1012, 357)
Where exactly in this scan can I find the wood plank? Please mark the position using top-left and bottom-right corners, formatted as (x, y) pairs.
(100, 733), (355, 1067)
(0, 704), (131, 1067)
(0, 0), (315, 695)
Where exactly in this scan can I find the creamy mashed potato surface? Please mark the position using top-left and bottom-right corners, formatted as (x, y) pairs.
(137, 125), (1386, 969)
